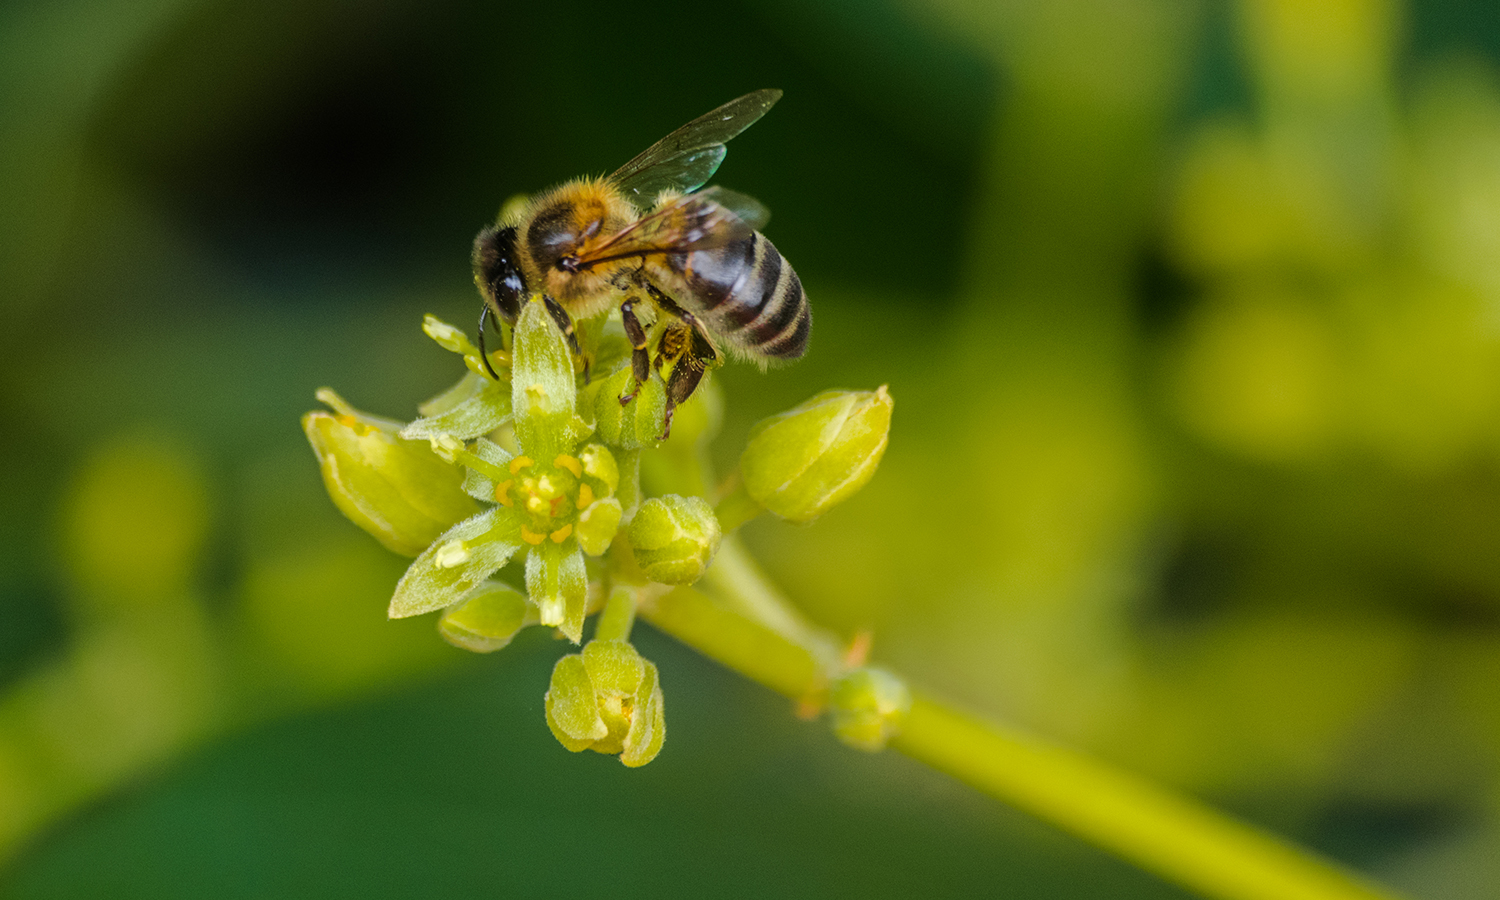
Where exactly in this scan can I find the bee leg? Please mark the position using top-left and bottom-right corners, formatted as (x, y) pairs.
(541, 294), (581, 356)
(619, 299), (651, 405)
(476, 304), (502, 381)
(657, 328), (716, 440)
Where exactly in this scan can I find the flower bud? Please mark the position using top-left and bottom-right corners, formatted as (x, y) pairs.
(590, 365), (666, 450)
(628, 495), (721, 585)
(303, 389), (480, 556)
(829, 666), (911, 752)
(438, 581), (533, 653)
(739, 387), (892, 523)
(544, 639), (665, 766)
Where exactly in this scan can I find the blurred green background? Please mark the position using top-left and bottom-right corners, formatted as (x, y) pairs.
(4, 0), (1500, 896)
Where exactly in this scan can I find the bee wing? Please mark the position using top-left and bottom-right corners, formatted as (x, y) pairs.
(704, 186), (770, 231)
(609, 89), (782, 206)
(572, 187), (755, 270)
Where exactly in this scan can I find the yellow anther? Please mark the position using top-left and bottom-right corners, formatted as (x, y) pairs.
(336, 414), (359, 429)
(494, 480), (514, 506)
(554, 454), (583, 478)
(549, 524), (573, 543)
(577, 483), (595, 509)
(520, 527), (546, 545)
(509, 456), (534, 474)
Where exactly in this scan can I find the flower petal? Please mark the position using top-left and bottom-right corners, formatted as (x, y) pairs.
(621, 660), (666, 768)
(526, 539), (588, 642)
(389, 508), (522, 618)
(403, 384), (513, 442)
(545, 654), (608, 746)
(511, 299), (577, 460)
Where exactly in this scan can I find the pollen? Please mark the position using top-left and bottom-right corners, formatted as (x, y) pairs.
(509, 456), (534, 474)
(549, 523), (573, 543)
(336, 414), (360, 429)
(521, 527), (546, 545)
(554, 454), (583, 478)
(577, 483), (595, 509)
(494, 480), (514, 506)
(527, 494), (546, 513)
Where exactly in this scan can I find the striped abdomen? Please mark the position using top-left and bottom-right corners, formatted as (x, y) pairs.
(661, 232), (809, 360)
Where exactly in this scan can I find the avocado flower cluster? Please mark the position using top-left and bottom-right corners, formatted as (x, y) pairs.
(304, 297), (893, 765)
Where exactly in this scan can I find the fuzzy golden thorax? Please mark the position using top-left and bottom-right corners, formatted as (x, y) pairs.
(514, 177), (638, 317)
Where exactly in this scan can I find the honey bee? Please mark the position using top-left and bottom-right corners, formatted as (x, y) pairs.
(471, 89), (809, 437)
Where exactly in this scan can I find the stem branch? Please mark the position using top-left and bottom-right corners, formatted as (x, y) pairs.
(639, 587), (1405, 900)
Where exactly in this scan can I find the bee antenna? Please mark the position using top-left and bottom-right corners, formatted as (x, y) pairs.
(476, 305), (502, 381)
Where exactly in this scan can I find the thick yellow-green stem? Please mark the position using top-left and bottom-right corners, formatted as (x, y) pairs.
(640, 587), (1405, 900)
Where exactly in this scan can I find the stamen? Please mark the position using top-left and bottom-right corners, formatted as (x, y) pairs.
(520, 527), (546, 545)
(509, 456), (534, 474)
(549, 524), (573, 543)
(494, 480), (514, 506)
(577, 484), (595, 509)
(554, 454), (583, 478)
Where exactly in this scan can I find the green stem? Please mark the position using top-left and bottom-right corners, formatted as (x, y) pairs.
(713, 479), (764, 532)
(638, 588), (1405, 900)
(594, 586), (637, 642)
(616, 448), (642, 517)
(699, 536), (842, 667)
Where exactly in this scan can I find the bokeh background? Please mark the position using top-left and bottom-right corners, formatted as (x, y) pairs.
(3, 0), (1500, 896)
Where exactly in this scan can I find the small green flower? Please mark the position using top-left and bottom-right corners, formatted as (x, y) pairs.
(629, 495), (722, 585)
(545, 638), (666, 767)
(302, 388), (480, 556)
(385, 299), (619, 642)
(828, 666), (911, 752)
(739, 387), (893, 523)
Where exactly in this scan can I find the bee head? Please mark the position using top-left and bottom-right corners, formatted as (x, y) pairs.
(472, 225), (527, 324)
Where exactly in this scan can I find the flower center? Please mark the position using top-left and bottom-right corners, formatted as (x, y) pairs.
(495, 454), (585, 544)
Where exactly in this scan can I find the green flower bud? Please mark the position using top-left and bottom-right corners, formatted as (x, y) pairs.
(589, 365), (666, 450)
(829, 666), (911, 752)
(544, 639), (665, 766)
(303, 388), (481, 556)
(739, 386), (892, 523)
(628, 495), (722, 585)
(438, 581), (533, 653)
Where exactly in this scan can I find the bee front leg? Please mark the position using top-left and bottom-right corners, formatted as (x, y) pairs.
(619, 298), (651, 405)
(541, 294), (581, 356)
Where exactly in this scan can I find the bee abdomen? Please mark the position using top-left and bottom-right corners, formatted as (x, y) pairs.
(675, 232), (810, 360)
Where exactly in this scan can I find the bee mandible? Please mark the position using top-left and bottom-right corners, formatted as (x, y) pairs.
(471, 89), (810, 438)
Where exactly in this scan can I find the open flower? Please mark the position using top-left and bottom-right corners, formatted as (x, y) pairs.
(384, 299), (620, 642)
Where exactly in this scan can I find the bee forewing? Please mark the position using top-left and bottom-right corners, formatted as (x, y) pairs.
(609, 89), (782, 205)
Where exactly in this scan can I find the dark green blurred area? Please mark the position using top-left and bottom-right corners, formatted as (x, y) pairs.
(4, 0), (1500, 896)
